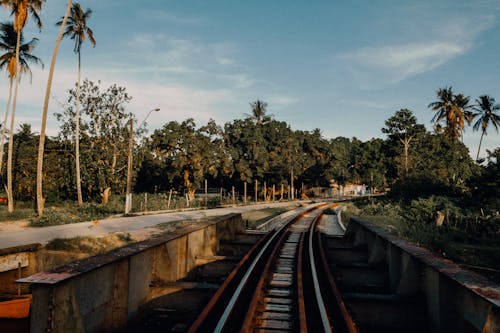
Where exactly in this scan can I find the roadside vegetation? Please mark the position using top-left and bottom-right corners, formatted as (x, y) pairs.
(342, 147), (500, 282)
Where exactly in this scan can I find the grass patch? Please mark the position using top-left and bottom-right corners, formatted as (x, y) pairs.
(29, 201), (123, 227)
(356, 214), (404, 234)
(45, 233), (134, 255)
(0, 206), (37, 222)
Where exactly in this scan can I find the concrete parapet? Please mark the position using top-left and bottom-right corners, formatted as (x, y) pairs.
(17, 213), (244, 333)
(0, 243), (41, 295)
(347, 217), (500, 333)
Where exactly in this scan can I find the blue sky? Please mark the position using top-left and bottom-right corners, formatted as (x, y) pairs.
(1, 0), (500, 157)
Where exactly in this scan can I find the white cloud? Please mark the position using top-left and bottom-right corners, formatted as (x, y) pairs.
(141, 9), (207, 26)
(341, 42), (469, 87)
(0, 64), (238, 136)
(338, 14), (495, 88)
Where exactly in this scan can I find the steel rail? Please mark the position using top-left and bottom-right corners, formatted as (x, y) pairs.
(316, 227), (359, 333)
(189, 204), (328, 332)
(188, 228), (275, 333)
(308, 213), (333, 332)
(213, 208), (316, 332)
(239, 229), (292, 332)
(297, 229), (308, 333)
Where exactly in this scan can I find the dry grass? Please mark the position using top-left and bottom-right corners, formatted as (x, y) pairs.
(45, 233), (134, 255)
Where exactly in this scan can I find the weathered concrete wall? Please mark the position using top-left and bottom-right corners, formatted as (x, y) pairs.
(0, 245), (94, 296)
(347, 217), (500, 333)
(0, 244), (40, 295)
(18, 213), (244, 333)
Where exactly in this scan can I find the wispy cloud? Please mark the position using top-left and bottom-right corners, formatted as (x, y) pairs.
(141, 9), (207, 26)
(3, 65), (237, 136)
(338, 13), (495, 88)
(122, 34), (249, 88)
(341, 42), (468, 86)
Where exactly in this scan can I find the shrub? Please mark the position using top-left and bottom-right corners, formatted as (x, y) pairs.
(402, 196), (459, 225)
(30, 208), (77, 227)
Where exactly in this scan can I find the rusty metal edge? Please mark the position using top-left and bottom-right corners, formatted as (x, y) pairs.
(0, 243), (41, 256)
(351, 217), (500, 307)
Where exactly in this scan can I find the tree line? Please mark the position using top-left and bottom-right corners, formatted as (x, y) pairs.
(2, 78), (499, 216)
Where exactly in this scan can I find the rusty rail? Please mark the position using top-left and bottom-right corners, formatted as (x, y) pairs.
(315, 223), (359, 333)
(189, 204), (352, 332)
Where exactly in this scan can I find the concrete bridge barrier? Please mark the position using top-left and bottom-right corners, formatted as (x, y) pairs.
(18, 213), (245, 333)
(346, 217), (500, 333)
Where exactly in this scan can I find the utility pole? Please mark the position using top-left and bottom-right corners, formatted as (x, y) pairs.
(124, 107), (160, 214)
(124, 119), (134, 214)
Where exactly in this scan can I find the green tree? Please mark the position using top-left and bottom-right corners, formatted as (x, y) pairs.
(294, 128), (331, 187)
(37, 0), (72, 216)
(56, 79), (134, 202)
(0, 22), (42, 176)
(11, 123), (36, 200)
(382, 108), (426, 176)
(328, 137), (353, 185)
(356, 138), (389, 190)
(224, 118), (269, 184)
(396, 133), (478, 199)
(428, 87), (470, 141)
(57, 2), (95, 207)
(471, 95), (500, 161)
(469, 148), (499, 210)
(149, 119), (219, 201)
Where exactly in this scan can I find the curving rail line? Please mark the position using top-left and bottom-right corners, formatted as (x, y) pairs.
(189, 203), (357, 333)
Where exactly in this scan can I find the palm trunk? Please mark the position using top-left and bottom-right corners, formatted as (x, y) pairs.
(476, 131), (485, 161)
(37, 0), (72, 217)
(0, 78), (14, 175)
(75, 51), (83, 206)
(7, 28), (22, 213)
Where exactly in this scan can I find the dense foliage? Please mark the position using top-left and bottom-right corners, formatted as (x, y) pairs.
(0, 85), (497, 211)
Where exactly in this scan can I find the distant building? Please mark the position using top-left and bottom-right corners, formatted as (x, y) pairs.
(342, 183), (368, 195)
(329, 180), (368, 196)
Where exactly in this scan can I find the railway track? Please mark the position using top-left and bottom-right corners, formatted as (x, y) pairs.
(189, 204), (357, 333)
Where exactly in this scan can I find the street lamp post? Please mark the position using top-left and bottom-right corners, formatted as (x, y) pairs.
(124, 107), (160, 214)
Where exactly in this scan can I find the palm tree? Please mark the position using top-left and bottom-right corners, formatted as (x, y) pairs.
(428, 87), (470, 141)
(37, 0), (72, 217)
(247, 100), (272, 125)
(2, 0), (44, 212)
(57, 2), (95, 207)
(454, 93), (472, 139)
(0, 22), (42, 176)
(471, 95), (500, 161)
